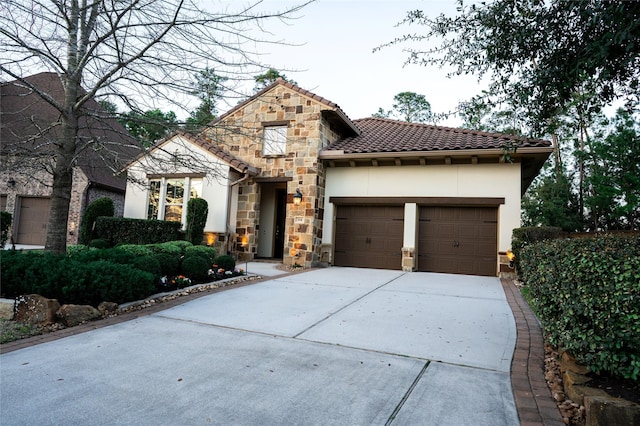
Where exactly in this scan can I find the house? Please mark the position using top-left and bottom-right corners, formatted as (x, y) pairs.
(123, 79), (552, 276)
(0, 73), (139, 246)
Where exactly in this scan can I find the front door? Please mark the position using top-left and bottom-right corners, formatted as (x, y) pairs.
(273, 189), (286, 258)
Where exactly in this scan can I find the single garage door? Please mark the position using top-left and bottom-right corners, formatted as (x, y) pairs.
(334, 205), (404, 270)
(418, 206), (498, 276)
(16, 197), (51, 245)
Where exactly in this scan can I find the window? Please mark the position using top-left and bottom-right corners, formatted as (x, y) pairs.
(263, 125), (287, 156)
(146, 177), (203, 224)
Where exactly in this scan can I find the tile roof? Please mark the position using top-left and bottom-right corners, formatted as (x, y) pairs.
(324, 117), (551, 154)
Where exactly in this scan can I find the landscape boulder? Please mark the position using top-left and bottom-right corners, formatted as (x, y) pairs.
(0, 298), (15, 320)
(14, 294), (60, 325)
(56, 304), (101, 327)
(97, 301), (118, 315)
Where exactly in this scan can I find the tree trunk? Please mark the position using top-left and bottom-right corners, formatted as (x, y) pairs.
(45, 75), (79, 253)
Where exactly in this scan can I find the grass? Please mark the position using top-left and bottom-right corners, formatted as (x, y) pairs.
(0, 319), (43, 344)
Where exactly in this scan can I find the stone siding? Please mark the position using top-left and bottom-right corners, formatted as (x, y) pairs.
(205, 85), (345, 267)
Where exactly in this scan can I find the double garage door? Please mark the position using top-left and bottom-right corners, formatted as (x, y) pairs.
(334, 205), (497, 276)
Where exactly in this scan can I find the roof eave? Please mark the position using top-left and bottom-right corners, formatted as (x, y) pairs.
(318, 146), (553, 160)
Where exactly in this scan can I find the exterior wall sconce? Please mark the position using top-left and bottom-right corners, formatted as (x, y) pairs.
(506, 251), (515, 269)
(293, 188), (303, 205)
(7, 178), (16, 188)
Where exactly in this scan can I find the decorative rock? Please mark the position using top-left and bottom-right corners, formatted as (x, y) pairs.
(56, 304), (101, 327)
(97, 302), (118, 315)
(585, 395), (640, 426)
(0, 298), (15, 320)
(14, 294), (60, 325)
(566, 384), (609, 406)
(560, 351), (590, 375)
(563, 370), (591, 388)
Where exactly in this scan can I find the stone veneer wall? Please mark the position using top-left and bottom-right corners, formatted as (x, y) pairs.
(205, 85), (344, 267)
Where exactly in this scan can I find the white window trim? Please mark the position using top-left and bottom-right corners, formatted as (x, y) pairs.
(263, 125), (287, 156)
(147, 177), (202, 229)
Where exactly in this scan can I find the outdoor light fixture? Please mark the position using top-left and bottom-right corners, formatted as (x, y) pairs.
(293, 188), (303, 205)
(7, 178), (15, 188)
(506, 251), (515, 269)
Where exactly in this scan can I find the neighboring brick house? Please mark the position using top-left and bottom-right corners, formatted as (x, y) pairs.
(0, 73), (139, 246)
(124, 79), (552, 276)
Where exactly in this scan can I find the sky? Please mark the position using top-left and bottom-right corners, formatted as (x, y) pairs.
(232, 0), (484, 127)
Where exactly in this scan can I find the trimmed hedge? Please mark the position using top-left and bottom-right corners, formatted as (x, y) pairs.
(520, 235), (640, 381)
(215, 255), (236, 271)
(95, 217), (181, 245)
(512, 226), (563, 275)
(185, 245), (216, 264)
(0, 250), (155, 305)
(79, 197), (114, 244)
(186, 198), (208, 245)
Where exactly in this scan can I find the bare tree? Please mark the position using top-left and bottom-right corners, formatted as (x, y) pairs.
(0, 0), (310, 253)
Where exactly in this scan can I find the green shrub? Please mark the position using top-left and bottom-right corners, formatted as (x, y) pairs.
(180, 254), (210, 282)
(67, 244), (89, 256)
(512, 226), (563, 275)
(94, 217), (181, 245)
(89, 238), (111, 249)
(186, 198), (209, 245)
(132, 255), (162, 278)
(61, 260), (155, 305)
(69, 247), (136, 265)
(79, 197), (114, 244)
(185, 245), (216, 264)
(520, 235), (640, 381)
(148, 240), (191, 256)
(153, 252), (181, 276)
(116, 244), (155, 257)
(1, 211), (12, 248)
(215, 255), (236, 272)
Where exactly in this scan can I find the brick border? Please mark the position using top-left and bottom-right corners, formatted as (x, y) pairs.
(501, 278), (565, 426)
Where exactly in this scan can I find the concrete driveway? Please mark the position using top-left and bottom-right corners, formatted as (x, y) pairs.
(0, 268), (518, 425)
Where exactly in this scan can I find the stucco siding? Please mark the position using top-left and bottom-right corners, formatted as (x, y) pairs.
(323, 163), (521, 253)
(123, 135), (232, 233)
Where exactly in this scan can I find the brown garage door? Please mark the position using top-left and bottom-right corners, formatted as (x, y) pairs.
(418, 206), (497, 276)
(334, 205), (404, 270)
(16, 197), (51, 245)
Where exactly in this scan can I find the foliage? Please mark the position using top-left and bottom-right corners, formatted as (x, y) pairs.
(153, 253), (181, 277)
(185, 68), (228, 132)
(94, 217), (181, 245)
(79, 197), (114, 245)
(381, 0), (640, 135)
(184, 245), (216, 264)
(583, 110), (640, 230)
(180, 255), (210, 282)
(66, 244), (89, 256)
(116, 244), (155, 257)
(511, 226), (563, 275)
(214, 255), (236, 272)
(373, 91), (434, 123)
(89, 239), (112, 249)
(1, 211), (12, 248)
(148, 240), (191, 256)
(253, 68), (297, 92)
(119, 109), (178, 147)
(185, 198), (209, 245)
(519, 235), (640, 381)
(131, 255), (162, 278)
(522, 171), (583, 232)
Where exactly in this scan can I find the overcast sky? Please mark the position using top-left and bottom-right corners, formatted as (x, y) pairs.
(246, 0), (485, 127)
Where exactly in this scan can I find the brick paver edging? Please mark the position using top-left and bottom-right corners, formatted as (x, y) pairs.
(501, 278), (565, 426)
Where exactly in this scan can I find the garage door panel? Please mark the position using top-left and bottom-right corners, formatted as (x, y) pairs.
(17, 197), (51, 245)
(418, 206), (497, 276)
(334, 205), (403, 270)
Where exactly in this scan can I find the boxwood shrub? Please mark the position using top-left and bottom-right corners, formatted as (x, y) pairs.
(184, 245), (216, 264)
(519, 235), (640, 381)
(215, 255), (236, 271)
(95, 217), (181, 245)
(180, 254), (210, 282)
